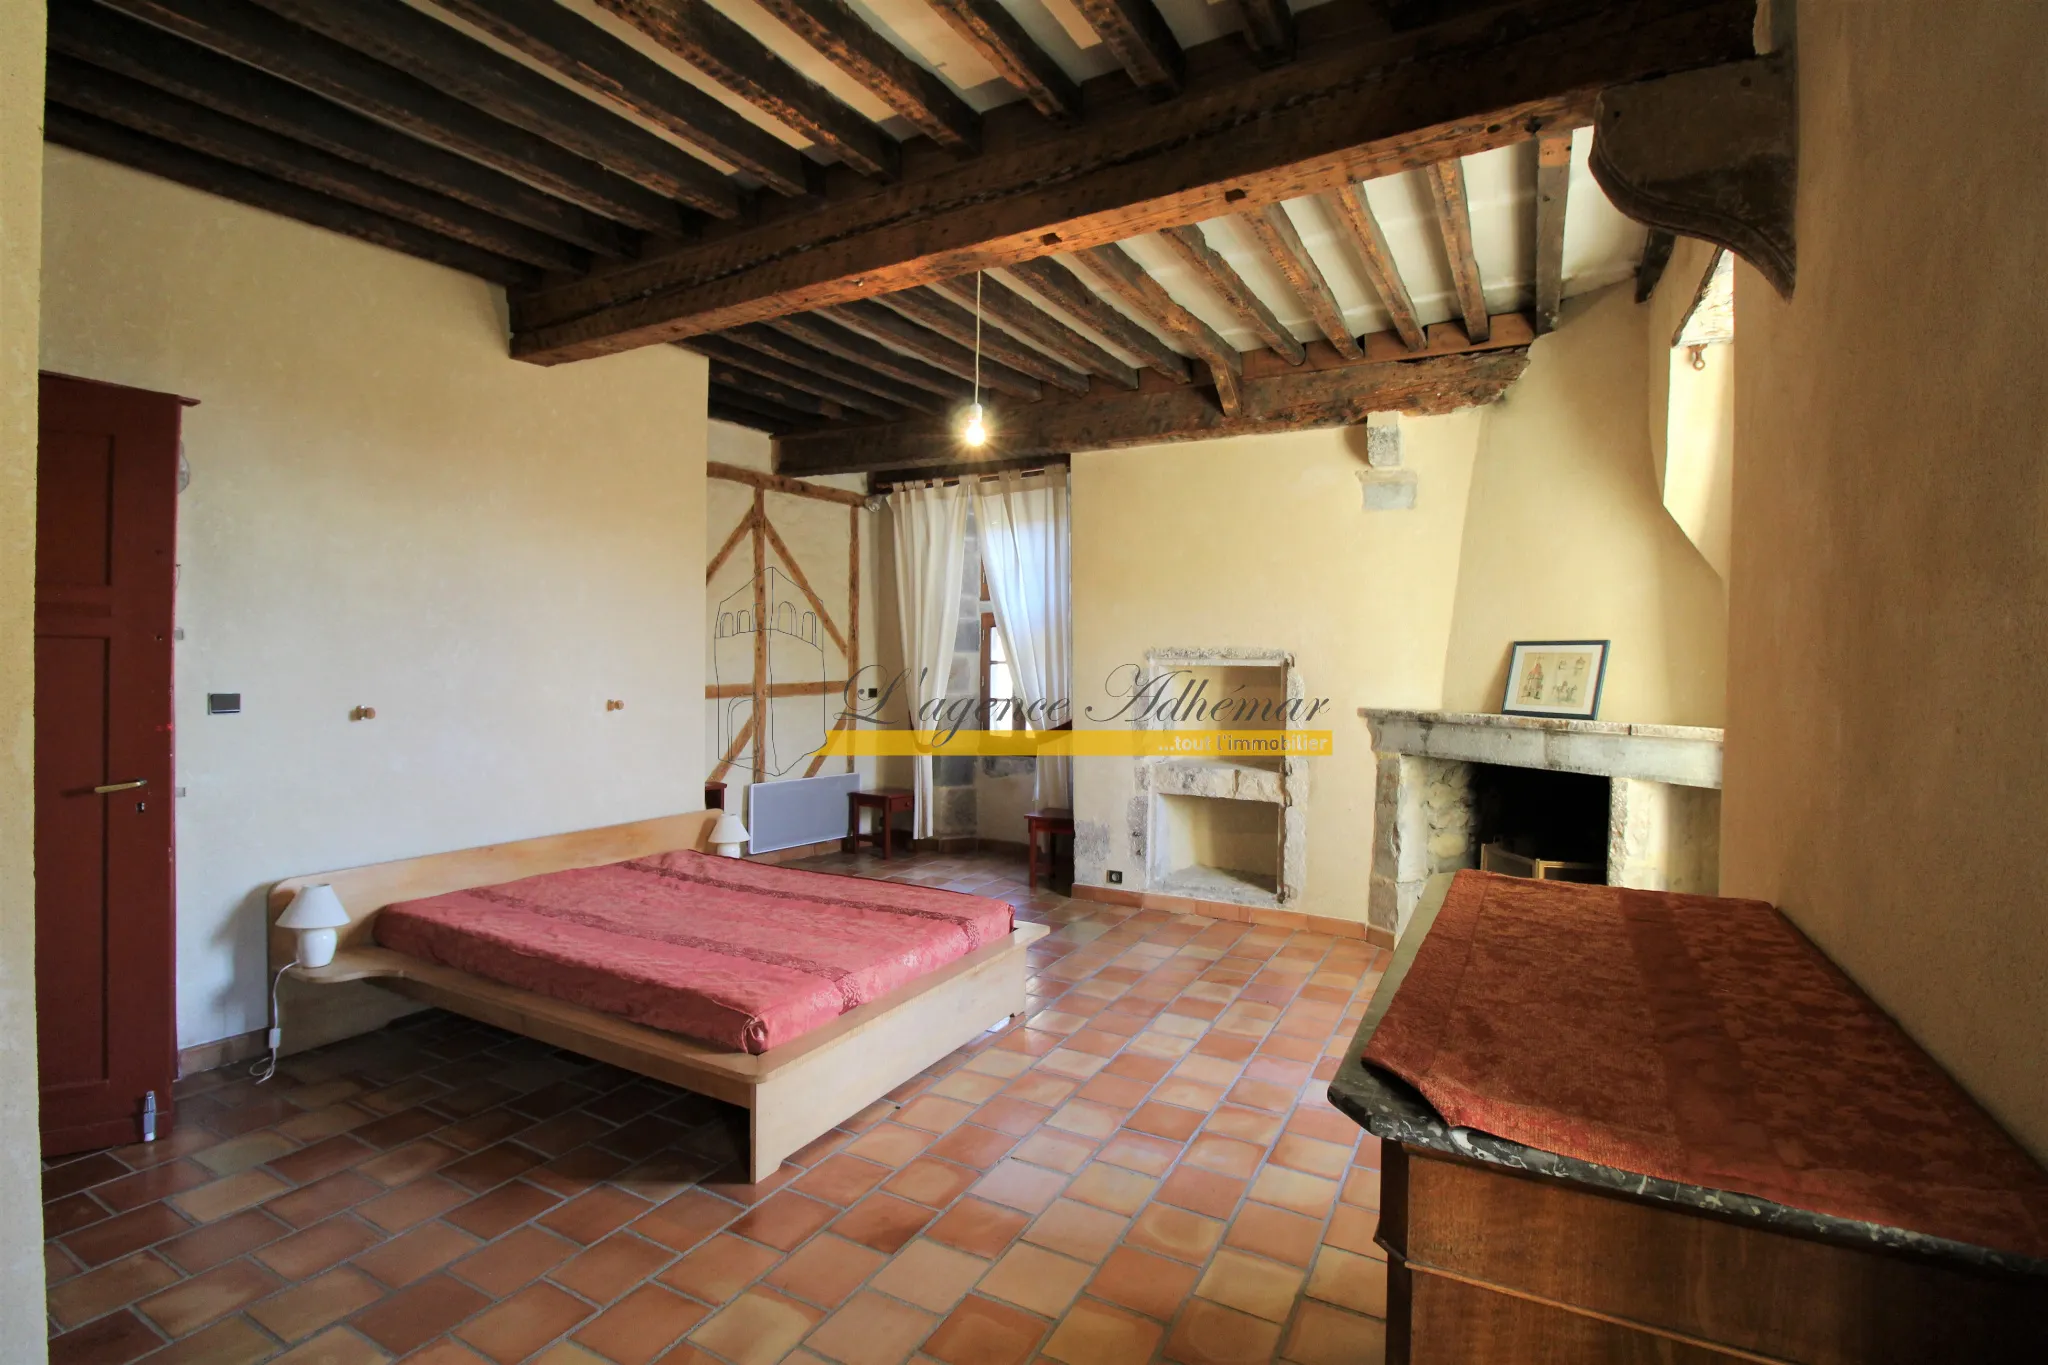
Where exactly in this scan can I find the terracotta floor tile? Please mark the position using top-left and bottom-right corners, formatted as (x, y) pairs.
(1202, 1107), (1283, 1149)
(804, 1288), (938, 1365)
(1022, 1199), (1127, 1264)
(403, 1340), (497, 1365)
(157, 1209), (287, 1274)
(1045, 1100), (1123, 1141)
(349, 1272), (491, 1354)
(1102, 1054), (1173, 1085)
(1270, 1134), (1351, 1181)
(1041, 1296), (1162, 1365)
(1124, 1205), (1223, 1266)
(923, 1198), (1029, 1260)
(352, 1107), (447, 1150)
(47, 1251), (182, 1330)
(961, 1050), (1035, 1081)
(92, 1161), (213, 1215)
(865, 1238), (988, 1314)
(921, 1293), (1047, 1365)
(457, 1281), (595, 1364)
(45, 1192), (113, 1241)
(997, 1073), (1076, 1109)
(446, 1180), (563, 1239)
(1088, 1247), (1200, 1322)
(247, 1265), (385, 1342)
(1305, 1246), (1387, 1317)
(1322, 1205), (1383, 1259)
(794, 1155), (895, 1208)
(193, 1132), (297, 1178)
(1008, 1130), (1096, 1177)
(46, 1306), (160, 1365)
(688, 1287), (823, 1365)
(267, 1135), (376, 1187)
(1193, 1248), (1303, 1324)
(1125, 1103), (1204, 1143)
(257, 1215), (383, 1281)
(572, 1283), (707, 1365)
(1183, 1135), (1264, 1182)
(140, 1314), (277, 1365)
(356, 1138), (461, 1188)
(442, 1141), (547, 1192)
(969, 1160), (1067, 1215)
(351, 1220), (481, 1287)
(453, 1225), (580, 1297)
(263, 1172), (382, 1229)
(540, 1186), (656, 1246)
(1224, 1202), (1321, 1268)
(1247, 1167), (1339, 1219)
(730, 1190), (838, 1251)
(1156, 1167), (1246, 1221)
(136, 1258), (282, 1336)
(1039, 1048), (1112, 1080)
(926, 1124), (1017, 1172)
(1340, 1167), (1380, 1210)
(550, 1231), (677, 1303)
(1162, 1298), (1282, 1365)
(875, 1156), (972, 1208)
(844, 1124), (934, 1169)
(356, 1177), (469, 1234)
(1094, 1132), (1180, 1179)
(765, 1232), (887, 1308)
(1063, 1163), (1155, 1217)
(970, 1097), (1052, 1139)
(976, 1241), (1092, 1317)
(1282, 1299), (1387, 1365)
(63, 1201), (193, 1267)
(658, 1232), (782, 1304)
(1283, 1107), (1362, 1148)
(267, 1324), (393, 1365)
(630, 1189), (741, 1253)
(929, 1071), (1008, 1105)
(830, 1193), (935, 1254)
(894, 1095), (977, 1135)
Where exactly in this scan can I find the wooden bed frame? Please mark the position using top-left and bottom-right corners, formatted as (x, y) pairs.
(270, 810), (1047, 1180)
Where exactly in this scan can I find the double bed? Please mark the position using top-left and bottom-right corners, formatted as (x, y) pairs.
(271, 810), (1047, 1180)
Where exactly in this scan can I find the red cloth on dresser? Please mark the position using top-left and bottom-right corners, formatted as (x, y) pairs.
(374, 850), (1013, 1054)
(1363, 871), (2048, 1258)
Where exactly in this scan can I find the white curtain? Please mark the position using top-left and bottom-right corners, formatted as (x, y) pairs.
(974, 467), (1073, 809)
(888, 479), (971, 838)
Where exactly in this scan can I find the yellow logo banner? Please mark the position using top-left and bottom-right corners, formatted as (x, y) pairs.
(818, 729), (1335, 758)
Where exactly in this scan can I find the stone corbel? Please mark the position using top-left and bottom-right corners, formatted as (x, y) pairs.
(1589, 53), (1798, 299)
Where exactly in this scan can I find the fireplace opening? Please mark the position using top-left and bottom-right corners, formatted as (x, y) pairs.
(1471, 764), (1609, 883)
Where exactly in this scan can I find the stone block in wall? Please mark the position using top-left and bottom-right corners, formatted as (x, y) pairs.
(1360, 468), (1418, 511)
(1608, 779), (1721, 893)
(934, 783), (977, 837)
(1074, 817), (1111, 887)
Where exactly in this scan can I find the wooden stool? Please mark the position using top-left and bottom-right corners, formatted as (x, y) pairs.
(1025, 808), (1075, 891)
(846, 788), (915, 860)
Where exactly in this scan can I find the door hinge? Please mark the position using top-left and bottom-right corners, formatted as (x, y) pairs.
(141, 1090), (158, 1143)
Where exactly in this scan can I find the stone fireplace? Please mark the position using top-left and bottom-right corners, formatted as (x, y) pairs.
(1363, 709), (1724, 937)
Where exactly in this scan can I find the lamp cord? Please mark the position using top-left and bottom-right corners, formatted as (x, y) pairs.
(249, 959), (298, 1084)
(973, 271), (982, 409)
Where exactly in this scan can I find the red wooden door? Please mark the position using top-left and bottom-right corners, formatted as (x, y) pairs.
(35, 373), (180, 1156)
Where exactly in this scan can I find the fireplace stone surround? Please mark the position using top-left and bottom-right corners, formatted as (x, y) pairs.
(1363, 709), (1724, 938)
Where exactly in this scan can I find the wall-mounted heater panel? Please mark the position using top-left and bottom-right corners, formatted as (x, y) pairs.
(746, 772), (862, 854)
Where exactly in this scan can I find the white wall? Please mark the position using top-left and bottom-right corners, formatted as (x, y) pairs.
(39, 147), (709, 1051)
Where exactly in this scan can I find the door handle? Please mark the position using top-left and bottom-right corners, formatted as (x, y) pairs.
(93, 779), (148, 795)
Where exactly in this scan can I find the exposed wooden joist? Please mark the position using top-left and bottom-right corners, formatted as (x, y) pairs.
(1327, 180), (1424, 349)
(767, 315), (971, 400)
(46, 55), (588, 273)
(44, 105), (538, 287)
(823, 301), (1042, 401)
(690, 335), (908, 420)
(1006, 257), (1192, 384)
(429, 0), (809, 196)
(49, 0), (632, 258)
(590, 0), (898, 180)
(1158, 223), (1303, 365)
(1425, 157), (1490, 343)
(1533, 132), (1571, 333)
(868, 454), (1069, 491)
(1240, 202), (1362, 359)
(244, 0), (738, 220)
(931, 274), (1139, 390)
(509, 0), (1754, 360)
(703, 359), (844, 421)
(752, 0), (980, 151)
(1073, 245), (1244, 415)
(777, 316), (1536, 473)
(98, 0), (697, 232)
(706, 460), (868, 505)
(710, 399), (798, 434)
(1636, 227), (1676, 302)
(723, 324), (946, 414)
(1075, 0), (1186, 96)
(926, 0), (1082, 124)
(1235, 0), (1297, 66)
(876, 288), (1089, 393)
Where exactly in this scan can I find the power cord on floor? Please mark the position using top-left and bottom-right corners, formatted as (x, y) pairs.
(249, 960), (297, 1083)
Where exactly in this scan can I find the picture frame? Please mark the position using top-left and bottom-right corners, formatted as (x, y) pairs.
(1501, 640), (1609, 719)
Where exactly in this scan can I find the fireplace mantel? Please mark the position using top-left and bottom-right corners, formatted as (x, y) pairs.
(1361, 709), (1723, 789)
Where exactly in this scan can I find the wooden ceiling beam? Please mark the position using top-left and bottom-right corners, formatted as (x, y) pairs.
(47, 0), (633, 258)
(1158, 224), (1303, 365)
(710, 382), (816, 432)
(1326, 180), (1425, 349)
(690, 335), (908, 420)
(1533, 133), (1571, 333)
(931, 274), (1140, 390)
(777, 315), (1536, 473)
(752, 0), (980, 152)
(876, 288), (1090, 393)
(509, 0), (1754, 360)
(428, 0), (809, 196)
(1072, 244), (1244, 415)
(1235, 0), (1297, 66)
(1006, 258), (1191, 384)
(44, 105), (538, 287)
(823, 301), (1043, 401)
(1240, 203), (1362, 359)
(1425, 157), (1490, 343)
(590, 0), (898, 180)
(701, 356), (847, 420)
(767, 315), (972, 400)
(926, 0), (1082, 124)
(723, 323), (947, 414)
(868, 454), (1068, 492)
(97, 0), (697, 233)
(242, 0), (738, 219)
(1075, 0), (1186, 96)
(45, 55), (589, 274)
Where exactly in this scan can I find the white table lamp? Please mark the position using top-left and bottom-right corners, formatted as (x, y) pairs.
(710, 810), (750, 858)
(278, 884), (349, 968)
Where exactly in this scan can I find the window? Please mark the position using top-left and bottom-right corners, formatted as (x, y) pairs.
(979, 567), (1022, 729)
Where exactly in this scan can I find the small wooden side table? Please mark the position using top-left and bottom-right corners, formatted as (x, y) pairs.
(1025, 808), (1075, 891)
(846, 788), (915, 860)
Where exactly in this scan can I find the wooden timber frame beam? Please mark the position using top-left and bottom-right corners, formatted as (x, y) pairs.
(510, 0), (1757, 363)
(775, 314), (1536, 475)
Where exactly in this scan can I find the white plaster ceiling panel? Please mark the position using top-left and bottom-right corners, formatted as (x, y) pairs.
(986, 265), (1154, 369)
(1461, 142), (1536, 317)
(1561, 126), (1649, 300)
(1358, 169), (1457, 328)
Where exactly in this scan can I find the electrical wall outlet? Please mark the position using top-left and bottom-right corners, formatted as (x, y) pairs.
(1106, 870), (1123, 884)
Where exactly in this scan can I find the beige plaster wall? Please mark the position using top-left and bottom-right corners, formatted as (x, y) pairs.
(1647, 237), (1735, 583)
(1442, 284), (1727, 725)
(0, 2), (48, 1353)
(1723, 1), (2048, 1158)
(39, 147), (708, 1053)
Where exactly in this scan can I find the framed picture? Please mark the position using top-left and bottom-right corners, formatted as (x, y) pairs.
(1502, 640), (1609, 719)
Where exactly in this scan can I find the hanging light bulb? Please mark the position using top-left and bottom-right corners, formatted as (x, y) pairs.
(963, 402), (987, 447)
(960, 270), (989, 448)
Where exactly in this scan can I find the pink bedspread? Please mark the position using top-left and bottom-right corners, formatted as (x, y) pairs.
(373, 850), (1013, 1054)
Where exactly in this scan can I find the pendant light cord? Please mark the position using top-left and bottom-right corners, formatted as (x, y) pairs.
(973, 271), (983, 408)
